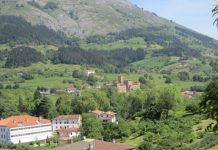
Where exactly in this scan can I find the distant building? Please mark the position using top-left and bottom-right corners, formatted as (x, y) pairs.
(55, 139), (135, 150)
(0, 115), (52, 144)
(116, 75), (140, 93)
(66, 86), (81, 97)
(86, 70), (95, 76)
(92, 110), (117, 123)
(182, 91), (194, 99)
(52, 115), (82, 142)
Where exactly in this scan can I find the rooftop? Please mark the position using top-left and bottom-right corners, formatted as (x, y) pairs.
(55, 140), (134, 150)
(92, 110), (116, 116)
(54, 115), (80, 120)
(0, 115), (50, 128)
(58, 127), (80, 133)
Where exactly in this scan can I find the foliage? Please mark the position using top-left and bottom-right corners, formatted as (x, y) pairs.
(5, 47), (43, 68)
(81, 113), (103, 139)
(212, 4), (218, 27)
(177, 71), (190, 81)
(200, 80), (218, 131)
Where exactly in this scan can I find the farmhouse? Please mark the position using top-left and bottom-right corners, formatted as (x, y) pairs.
(92, 110), (117, 123)
(116, 75), (140, 93)
(66, 86), (81, 96)
(0, 115), (52, 144)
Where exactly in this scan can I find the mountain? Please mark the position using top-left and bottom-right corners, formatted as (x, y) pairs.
(0, 0), (188, 37)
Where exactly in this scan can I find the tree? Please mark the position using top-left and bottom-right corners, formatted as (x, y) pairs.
(137, 141), (153, 150)
(200, 80), (218, 131)
(177, 71), (189, 81)
(18, 97), (27, 113)
(213, 4), (218, 27)
(81, 113), (103, 139)
(56, 96), (72, 115)
(86, 74), (97, 86)
(102, 122), (120, 141)
(36, 97), (52, 118)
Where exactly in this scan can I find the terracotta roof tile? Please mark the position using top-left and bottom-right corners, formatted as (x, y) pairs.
(59, 136), (72, 141)
(0, 115), (50, 128)
(58, 128), (80, 133)
(54, 115), (80, 120)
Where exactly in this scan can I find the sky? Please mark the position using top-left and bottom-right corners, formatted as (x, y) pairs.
(129, 0), (218, 40)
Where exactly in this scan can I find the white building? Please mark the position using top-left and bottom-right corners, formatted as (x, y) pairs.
(92, 110), (117, 123)
(66, 86), (81, 97)
(52, 115), (81, 131)
(0, 115), (52, 144)
(86, 70), (95, 76)
(52, 115), (81, 142)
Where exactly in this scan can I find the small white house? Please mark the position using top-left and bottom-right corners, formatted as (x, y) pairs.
(0, 115), (52, 144)
(66, 86), (81, 97)
(86, 70), (95, 76)
(92, 110), (117, 123)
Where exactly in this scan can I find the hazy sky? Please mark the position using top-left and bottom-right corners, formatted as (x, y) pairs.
(129, 0), (218, 40)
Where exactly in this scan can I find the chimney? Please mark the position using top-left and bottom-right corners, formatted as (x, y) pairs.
(112, 139), (116, 143)
(38, 116), (42, 122)
(88, 143), (93, 150)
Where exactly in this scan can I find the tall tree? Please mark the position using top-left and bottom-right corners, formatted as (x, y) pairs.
(81, 113), (103, 139)
(36, 97), (52, 118)
(200, 80), (218, 130)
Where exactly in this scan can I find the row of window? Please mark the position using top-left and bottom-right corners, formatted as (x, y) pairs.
(11, 130), (52, 137)
(11, 124), (51, 131)
(55, 120), (78, 124)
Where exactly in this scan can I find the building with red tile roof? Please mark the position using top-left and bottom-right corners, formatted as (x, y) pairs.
(52, 115), (81, 143)
(0, 115), (52, 144)
(92, 110), (117, 123)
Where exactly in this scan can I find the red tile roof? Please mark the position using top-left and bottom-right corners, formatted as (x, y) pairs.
(99, 118), (113, 121)
(0, 115), (50, 128)
(58, 128), (80, 133)
(54, 115), (80, 120)
(92, 110), (116, 116)
(67, 86), (77, 91)
(59, 136), (72, 141)
(92, 110), (104, 115)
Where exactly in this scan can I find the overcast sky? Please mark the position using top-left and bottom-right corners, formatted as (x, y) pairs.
(129, 0), (218, 40)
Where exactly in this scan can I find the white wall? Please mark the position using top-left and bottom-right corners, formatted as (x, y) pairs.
(8, 123), (52, 144)
(52, 118), (81, 132)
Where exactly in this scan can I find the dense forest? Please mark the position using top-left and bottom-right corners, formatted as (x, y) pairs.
(52, 47), (146, 67)
(5, 47), (43, 68)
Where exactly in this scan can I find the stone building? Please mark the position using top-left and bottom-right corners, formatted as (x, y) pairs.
(116, 75), (140, 93)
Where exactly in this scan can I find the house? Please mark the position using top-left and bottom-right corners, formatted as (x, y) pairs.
(182, 91), (194, 99)
(86, 70), (95, 76)
(0, 115), (52, 144)
(116, 75), (140, 93)
(66, 86), (81, 97)
(55, 139), (135, 150)
(52, 115), (82, 131)
(52, 115), (82, 142)
(92, 110), (117, 123)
